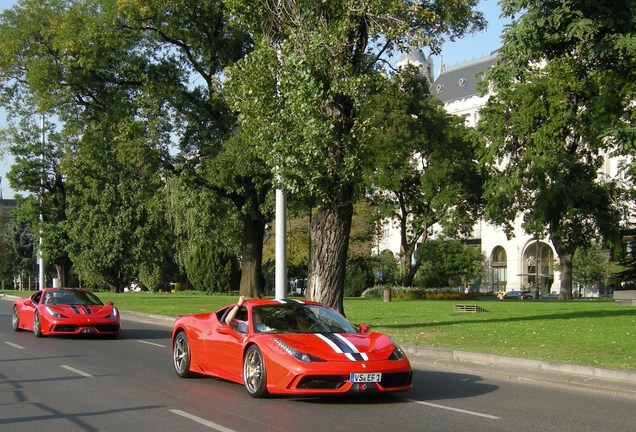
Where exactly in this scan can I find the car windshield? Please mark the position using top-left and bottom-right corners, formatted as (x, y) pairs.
(252, 304), (357, 334)
(47, 290), (103, 306)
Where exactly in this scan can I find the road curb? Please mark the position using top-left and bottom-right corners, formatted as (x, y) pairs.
(402, 344), (636, 395)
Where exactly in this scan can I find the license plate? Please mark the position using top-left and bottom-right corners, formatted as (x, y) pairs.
(350, 372), (382, 383)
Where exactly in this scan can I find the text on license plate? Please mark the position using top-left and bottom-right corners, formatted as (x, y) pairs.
(350, 372), (382, 383)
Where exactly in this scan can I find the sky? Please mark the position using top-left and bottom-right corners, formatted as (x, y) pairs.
(0, 0), (506, 199)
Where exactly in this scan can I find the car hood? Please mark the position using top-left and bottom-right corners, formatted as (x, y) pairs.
(44, 304), (115, 317)
(269, 332), (400, 362)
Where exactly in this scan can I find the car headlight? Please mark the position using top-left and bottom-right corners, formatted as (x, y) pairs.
(106, 308), (119, 319)
(274, 339), (324, 363)
(388, 342), (407, 361)
(45, 306), (66, 318)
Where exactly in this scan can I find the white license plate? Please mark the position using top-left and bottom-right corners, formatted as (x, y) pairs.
(350, 372), (382, 383)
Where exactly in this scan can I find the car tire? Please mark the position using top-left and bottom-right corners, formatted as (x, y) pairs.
(33, 311), (43, 337)
(12, 307), (21, 331)
(173, 331), (192, 378)
(243, 345), (268, 398)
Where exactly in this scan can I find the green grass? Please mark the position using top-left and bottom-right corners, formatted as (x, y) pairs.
(3, 290), (635, 371)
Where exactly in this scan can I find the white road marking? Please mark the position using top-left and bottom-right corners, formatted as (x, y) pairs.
(136, 339), (166, 348)
(170, 409), (237, 431)
(60, 365), (93, 378)
(408, 399), (501, 419)
(5, 342), (25, 349)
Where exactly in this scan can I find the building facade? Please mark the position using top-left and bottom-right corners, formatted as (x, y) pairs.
(378, 50), (628, 295)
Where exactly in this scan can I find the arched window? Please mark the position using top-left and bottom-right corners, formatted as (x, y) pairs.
(491, 246), (507, 292)
(522, 241), (554, 291)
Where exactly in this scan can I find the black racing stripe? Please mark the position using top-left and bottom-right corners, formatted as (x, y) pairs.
(349, 352), (365, 361)
(69, 305), (81, 314)
(80, 305), (92, 314)
(321, 333), (357, 355)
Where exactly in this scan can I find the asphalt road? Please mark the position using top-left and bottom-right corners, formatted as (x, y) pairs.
(1, 298), (634, 432)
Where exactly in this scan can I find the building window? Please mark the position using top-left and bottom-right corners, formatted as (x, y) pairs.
(491, 246), (507, 292)
(617, 159), (629, 180)
(523, 241), (554, 292)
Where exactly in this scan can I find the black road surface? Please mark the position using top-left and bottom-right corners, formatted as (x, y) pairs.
(1, 298), (634, 432)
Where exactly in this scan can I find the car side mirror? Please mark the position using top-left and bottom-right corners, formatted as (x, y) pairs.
(218, 324), (241, 337)
(107, 301), (114, 306)
(358, 324), (370, 334)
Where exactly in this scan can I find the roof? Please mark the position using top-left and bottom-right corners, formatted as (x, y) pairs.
(397, 46), (429, 67)
(431, 55), (497, 104)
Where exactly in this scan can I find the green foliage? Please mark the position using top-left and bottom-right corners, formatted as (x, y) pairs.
(414, 239), (485, 288)
(225, 0), (486, 310)
(572, 243), (626, 291)
(185, 241), (240, 293)
(344, 257), (374, 297)
(364, 69), (485, 286)
(479, 0), (635, 298)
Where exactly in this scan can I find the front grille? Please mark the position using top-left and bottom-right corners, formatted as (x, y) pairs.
(381, 372), (412, 388)
(52, 324), (119, 334)
(54, 325), (79, 332)
(297, 375), (349, 389)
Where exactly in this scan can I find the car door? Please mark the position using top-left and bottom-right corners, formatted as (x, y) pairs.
(204, 306), (248, 382)
(20, 292), (42, 330)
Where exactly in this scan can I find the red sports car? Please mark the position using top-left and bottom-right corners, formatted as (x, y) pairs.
(12, 288), (121, 337)
(171, 298), (412, 398)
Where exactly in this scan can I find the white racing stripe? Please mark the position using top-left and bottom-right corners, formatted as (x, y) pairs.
(333, 334), (369, 361)
(408, 399), (501, 419)
(60, 365), (93, 378)
(315, 333), (343, 353)
(170, 409), (237, 431)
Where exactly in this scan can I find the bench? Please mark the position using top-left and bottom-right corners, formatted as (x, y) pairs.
(454, 304), (487, 313)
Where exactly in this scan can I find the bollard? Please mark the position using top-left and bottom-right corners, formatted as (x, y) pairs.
(383, 287), (392, 302)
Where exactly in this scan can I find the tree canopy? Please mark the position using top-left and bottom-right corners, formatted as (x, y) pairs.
(225, 0), (485, 312)
(478, 0), (634, 299)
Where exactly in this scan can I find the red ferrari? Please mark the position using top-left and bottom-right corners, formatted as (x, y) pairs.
(12, 288), (121, 337)
(171, 298), (412, 398)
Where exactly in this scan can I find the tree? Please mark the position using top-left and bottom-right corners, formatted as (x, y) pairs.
(416, 238), (485, 289)
(225, 0), (485, 313)
(365, 69), (484, 287)
(572, 242), (624, 296)
(115, 0), (272, 297)
(0, 0), (270, 296)
(478, 1), (631, 299)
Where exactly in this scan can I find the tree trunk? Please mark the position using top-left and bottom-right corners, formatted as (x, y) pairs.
(239, 216), (265, 298)
(552, 238), (574, 300)
(306, 203), (353, 315)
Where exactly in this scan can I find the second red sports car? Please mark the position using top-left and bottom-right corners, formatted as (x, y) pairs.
(12, 288), (121, 337)
(171, 298), (412, 398)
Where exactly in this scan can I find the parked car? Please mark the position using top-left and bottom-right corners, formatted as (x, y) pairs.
(540, 292), (559, 300)
(171, 297), (413, 398)
(12, 288), (120, 337)
(502, 290), (533, 300)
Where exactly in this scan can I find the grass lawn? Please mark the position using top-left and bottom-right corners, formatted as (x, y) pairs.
(3, 290), (635, 371)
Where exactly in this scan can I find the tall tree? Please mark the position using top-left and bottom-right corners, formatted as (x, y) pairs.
(478, 1), (631, 299)
(116, 0), (271, 297)
(226, 0), (485, 313)
(365, 69), (484, 287)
